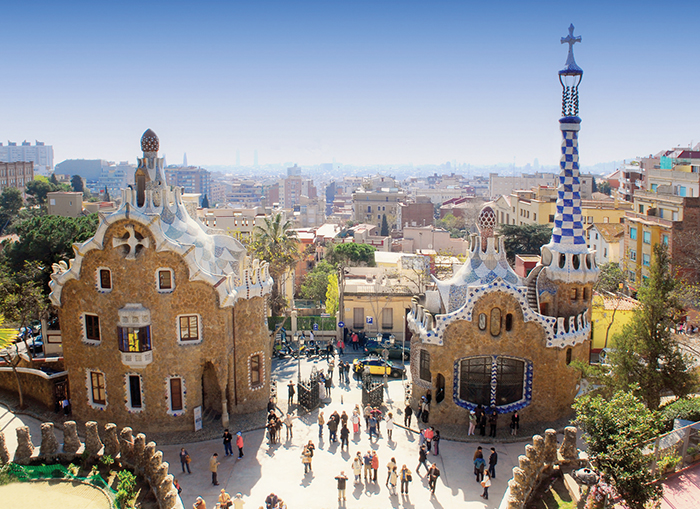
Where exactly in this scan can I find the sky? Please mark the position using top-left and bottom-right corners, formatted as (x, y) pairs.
(2, 0), (700, 169)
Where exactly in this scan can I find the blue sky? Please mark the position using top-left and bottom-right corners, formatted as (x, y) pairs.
(2, 0), (699, 168)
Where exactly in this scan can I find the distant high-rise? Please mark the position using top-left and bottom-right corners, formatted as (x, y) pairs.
(183, 153), (188, 167)
(0, 140), (53, 175)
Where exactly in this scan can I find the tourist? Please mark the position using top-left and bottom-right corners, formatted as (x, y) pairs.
(489, 447), (498, 478)
(287, 381), (295, 407)
(511, 411), (520, 436)
(236, 432), (245, 459)
(468, 410), (477, 436)
(368, 413), (377, 441)
(352, 452), (363, 483)
(424, 426), (434, 453)
(489, 410), (498, 438)
(340, 424), (349, 450)
(416, 444), (429, 475)
(432, 429), (441, 455)
(276, 498), (287, 509)
(301, 445), (312, 474)
(283, 413), (295, 440)
(372, 407), (383, 435)
(306, 440), (315, 458)
(351, 409), (360, 434)
(474, 452), (486, 483)
(341, 410), (349, 429)
(363, 404), (372, 428)
(193, 496), (206, 509)
(231, 493), (244, 509)
(385, 412), (395, 441)
(318, 411), (325, 438)
(400, 464), (412, 494)
(404, 404), (413, 428)
(479, 411), (487, 436)
(371, 451), (379, 482)
(222, 429), (233, 457)
(481, 471), (492, 499)
(416, 397), (424, 422)
(335, 471), (348, 502)
(210, 453), (220, 486)
(363, 451), (372, 482)
(218, 489), (232, 508)
(421, 397), (430, 423)
(328, 411), (339, 442)
(180, 448), (191, 474)
(427, 463), (440, 494)
(425, 389), (432, 406)
(324, 374), (332, 396)
(267, 398), (275, 414)
(388, 466), (398, 495)
(386, 456), (397, 486)
(264, 493), (278, 509)
(174, 478), (182, 494)
(351, 331), (359, 350)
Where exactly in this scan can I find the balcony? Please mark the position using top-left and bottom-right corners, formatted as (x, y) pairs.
(121, 350), (153, 368)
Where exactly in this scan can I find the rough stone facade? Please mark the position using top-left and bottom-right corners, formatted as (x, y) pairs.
(0, 370), (67, 411)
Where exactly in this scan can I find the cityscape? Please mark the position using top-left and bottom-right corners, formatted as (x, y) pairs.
(1, 2), (700, 509)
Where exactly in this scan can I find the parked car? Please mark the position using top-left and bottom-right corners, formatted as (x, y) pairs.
(26, 337), (43, 355)
(363, 334), (410, 360)
(352, 356), (405, 378)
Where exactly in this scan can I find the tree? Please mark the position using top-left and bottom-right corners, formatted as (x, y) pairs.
(598, 181), (612, 196)
(595, 263), (627, 294)
(0, 321), (25, 408)
(574, 389), (662, 509)
(608, 243), (697, 409)
(0, 187), (23, 217)
(299, 260), (336, 303)
(201, 194), (210, 209)
(498, 223), (552, 262)
(436, 213), (468, 238)
(70, 175), (84, 193)
(49, 173), (59, 186)
(249, 213), (300, 315)
(25, 179), (54, 207)
(380, 214), (389, 236)
(325, 273), (339, 316)
(104, 188), (111, 202)
(327, 243), (376, 267)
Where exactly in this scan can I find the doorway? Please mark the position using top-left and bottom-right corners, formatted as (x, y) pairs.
(201, 362), (222, 415)
(435, 373), (445, 404)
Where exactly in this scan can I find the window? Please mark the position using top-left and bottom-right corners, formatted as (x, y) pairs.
(639, 205), (645, 214)
(250, 354), (263, 387)
(662, 235), (669, 245)
(603, 217), (609, 223)
(458, 357), (491, 406)
(587, 216), (593, 224)
(673, 211), (679, 221)
(570, 288), (578, 301)
(419, 350), (431, 382)
(98, 269), (112, 291)
(353, 308), (364, 329)
(566, 348), (572, 365)
(459, 356), (529, 409)
(651, 183), (658, 192)
(643, 231), (651, 244)
(595, 233), (599, 240)
(118, 326), (151, 352)
(179, 315), (200, 341)
(495, 357), (525, 406)
(629, 270), (636, 282)
(157, 269), (173, 291)
(630, 250), (637, 261)
(490, 308), (501, 336)
(630, 227), (637, 240)
(89, 371), (106, 406)
(642, 253), (651, 267)
(128, 374), (143, 410)
(505, 313), (513, 331)
(478, 313), (487, 331)
(680, 186), (687, 197)
(169, 377), (183, 412)
(549, 214), (554, 223)
(603, 247), (607, 257)
(85, 314), (100, 342)
(382, 308), (393, 330)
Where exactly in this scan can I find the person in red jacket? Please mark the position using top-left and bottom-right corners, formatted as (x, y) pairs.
(236, 431), (244, 459)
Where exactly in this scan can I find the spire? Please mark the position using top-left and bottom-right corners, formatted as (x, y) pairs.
(183, 152), (188, 167)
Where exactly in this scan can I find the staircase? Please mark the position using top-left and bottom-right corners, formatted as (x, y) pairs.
(526, 266), (543, 311)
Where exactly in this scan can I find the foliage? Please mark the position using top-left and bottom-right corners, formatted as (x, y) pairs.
(201, 194), (210, 208)
(104, 188), (111, 202)
(0, 464), (17, 486)
(99, 454), (114, 468)
(70, 175), (84, 193)
(116, 469), (138, 507)
(656, 451), (681, 473)
(325, 273), (339, 316)
(249, 213), (300, 315)
(594, 263), (627, 294)
(659, 397), (700, 430)
(0, 187), (24, 218)
(436, 213), (468, 238)
(574, 389), (662, 509)
(498, 223), (552, 262)
(25, 178), (71, 207)
(598, 181), (612, 196)
(380, 214), (389, 236)
(326, 242), (376, 267)
(608, 243), (696, 409)
(299, 260), (335, 303)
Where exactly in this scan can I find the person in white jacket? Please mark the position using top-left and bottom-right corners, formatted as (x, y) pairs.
(481, 472), (491, 500)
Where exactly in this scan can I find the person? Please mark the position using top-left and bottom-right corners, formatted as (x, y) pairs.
(424, 427), (434, 453)
(232, 493), (245, 509)
(193, 496), (206, 509)
(267, 398), (275, 414)
(488, 447), (498, 478)
(287, 381), (295, 407)
(363, 451), (372, 482)
(236, 432), (245, 459)
(388, 466), (398, 495)
(416, 444), (429, 475)
(425, 389), (432, 406)
(306, 440), (315, 458)
(351, 331), (359, 350)
(337, 338), (345, 356)
(479, 410), (487, 436)
(421, 397), (430, 423)
(400, 464), (412, 494)
(474, 453), (486, 483)
(368, 413), (377, 441)
(371, 451), (379, 482)
(180, 448), (191, 474)
(352, 452), (363, 483)
(301, 445), (313, 474)
(277, 499), (287, 509)
(404, 404), (413, 427)
(416, 397), (424, 422)
(468, 410), (477, 436)
(264, 493), (278, 509)
(340, 424), (349, 450)
(363, 404), (372, 429)
(372, 407), (383, 435)
(174, 478), (182, 495)
(266, 417), (277, 445)
(223, 429), (233, 457)
(328, 411), (339, 442)
(318, 411), (325, 438)
(511, 411), (520, 436)
(209, 453), (220, 486)
(427, 463), (441, 494)
(283, 413), (295, 440)
(324, 374), (332, 397)
(218, 489), (232, 509)
(335, 471), (348, 502)
(489, 410), (498, 438)
(386, 457), (397, 486)
(481, 471), (491, 499)
(351, 409), (360, 434)
(432, 429), (441, 456)
(341, 410), (349, 429)
(385, 412), (395, 441)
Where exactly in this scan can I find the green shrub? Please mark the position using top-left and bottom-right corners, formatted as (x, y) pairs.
(659, 397), (700, 430)
(0, 465), (17, 486)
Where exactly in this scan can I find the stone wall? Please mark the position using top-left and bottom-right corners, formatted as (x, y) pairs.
(0, 419), (184, 509)
(0, 369), (67, 410)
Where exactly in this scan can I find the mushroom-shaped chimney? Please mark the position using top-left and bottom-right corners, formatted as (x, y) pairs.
(141, 129), (159, 153)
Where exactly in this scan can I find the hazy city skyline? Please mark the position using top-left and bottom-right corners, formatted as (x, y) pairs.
(3, 1), (699, 168)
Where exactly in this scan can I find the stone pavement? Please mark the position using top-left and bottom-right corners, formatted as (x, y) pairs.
(160, 353), (541, 509)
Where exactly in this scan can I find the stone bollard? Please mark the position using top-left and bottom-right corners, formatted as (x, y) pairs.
(141, 442), (156, 478)
(14, 426), (35, 465)
(63, 421), (82, 454)
(543, 428), (558, 465)
(84, 421), (104, 457)
(517, 455), (534, 495)
(103, 424), (120, 459)
(40, 422), (59, 457)
(159, 475), (178, 509)
(119, 427), (135, 466)
(151, 460), (169, 497)
(147, 450), (163, 480)
(532, 434), (544, 458)
(559, 426), (578, 463)
(133, 434), (146, 473)
(0, 431), (10, 464)
(525, 444), (540, 474)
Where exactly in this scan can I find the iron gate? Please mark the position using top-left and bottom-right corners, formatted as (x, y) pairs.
(298, 368), (322, 411)
(361, 372), (384, 407)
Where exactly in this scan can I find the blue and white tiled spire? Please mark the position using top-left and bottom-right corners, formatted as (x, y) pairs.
(552, 124), (585, 246)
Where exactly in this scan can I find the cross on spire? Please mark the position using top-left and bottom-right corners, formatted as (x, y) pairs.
(561, 24), (582, 72)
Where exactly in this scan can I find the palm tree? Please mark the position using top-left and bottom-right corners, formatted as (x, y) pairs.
(251, 213), (300, 315)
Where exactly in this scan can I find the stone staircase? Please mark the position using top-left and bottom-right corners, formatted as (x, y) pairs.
(526, 265), (543, 311)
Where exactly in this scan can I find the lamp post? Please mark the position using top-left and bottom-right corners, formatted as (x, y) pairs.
(558, 24), (583, 119)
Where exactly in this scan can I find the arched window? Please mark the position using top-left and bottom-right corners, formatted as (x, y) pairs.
(458, 356), (531, 410)
(419, 350), (431, 382)
(505, 313), (513, 331)
(490, 308), (502, 336)
(478, 313), (487, 331)
(566, 348), (572, 365)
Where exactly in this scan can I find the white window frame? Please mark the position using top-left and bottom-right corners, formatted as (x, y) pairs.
(82, 313), (102, 345)
(96, 267), (112, 293)
(156, 268), (175, 293)
(248, 351), (265, 391)
(86, 369), (107, 409)
(125, 372), (145, 413)
(166, 376), (186, 416)
(177, 314), (202, 344)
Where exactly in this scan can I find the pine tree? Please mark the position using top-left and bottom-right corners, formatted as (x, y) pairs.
(380, 214), (389, 236)
(104, 188), (111, 202)
(201, 194), (210, 208)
